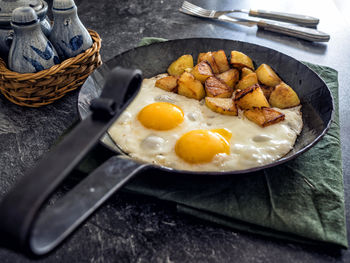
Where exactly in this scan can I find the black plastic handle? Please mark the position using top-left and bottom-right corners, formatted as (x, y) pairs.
(0, 67), (143, 255)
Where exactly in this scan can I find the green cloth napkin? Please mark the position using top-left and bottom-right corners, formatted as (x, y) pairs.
(77, 38), (347, 248)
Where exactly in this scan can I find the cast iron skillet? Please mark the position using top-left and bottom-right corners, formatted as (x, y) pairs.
(79, 38), (334, 175)
(0, 38), (333, 256)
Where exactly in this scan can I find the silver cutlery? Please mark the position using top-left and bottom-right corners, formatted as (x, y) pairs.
(180, 2), (330, 42)
(182, 1), (319, 27)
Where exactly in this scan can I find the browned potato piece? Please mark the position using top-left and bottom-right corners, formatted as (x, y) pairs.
(230, 51), (254, 70)
(178, 72), (205, 100)
(234, 84), (270, 109)
(215, 68), (239, 89)
(235, 73), (258, 90)
(197, 52), (207, 64)
(241, 67), (254, 78)
(260, 85), (274, 100)
(155, 76), (178, 93)
(213, 50), (230, 73)
(269, 82), (300, 108)
(197, 52), (220, 74)
(167, 54), (194, 76)
(192, 61), (214, 83)
(244, 107), (285, 127)
(255, 64), (281, 87)
(205, 97), (238, 116)
(205, 77), (233, 98)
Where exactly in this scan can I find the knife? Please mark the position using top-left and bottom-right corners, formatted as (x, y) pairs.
(180, 8), (330, 42)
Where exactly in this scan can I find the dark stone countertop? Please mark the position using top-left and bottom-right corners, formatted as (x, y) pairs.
(1, 0), (350, 262)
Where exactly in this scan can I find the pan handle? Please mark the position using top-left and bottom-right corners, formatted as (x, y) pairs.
(30, 156), (150, 255)
(0, 67), (143, 255)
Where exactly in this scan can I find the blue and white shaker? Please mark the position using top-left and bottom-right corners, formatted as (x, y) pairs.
(49, 0), (93, 60)
(8, 7), (60, 73)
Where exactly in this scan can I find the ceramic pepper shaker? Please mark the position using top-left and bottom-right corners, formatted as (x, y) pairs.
(8, 7), (60, 73)
(49, 0), (93, 60)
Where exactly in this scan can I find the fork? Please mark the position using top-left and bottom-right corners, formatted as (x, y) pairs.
(180, 2), (330, 42)
(182, 1), (319, 27)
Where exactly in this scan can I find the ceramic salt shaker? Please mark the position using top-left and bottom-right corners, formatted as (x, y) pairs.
(0, 0), (52, 57)
(8, 7), (60, 73)
(49, 0), (93, 60)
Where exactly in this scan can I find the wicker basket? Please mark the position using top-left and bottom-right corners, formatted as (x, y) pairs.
(0, 29), (102, 107)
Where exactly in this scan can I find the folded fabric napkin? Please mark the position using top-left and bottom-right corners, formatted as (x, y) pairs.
(76, 37), (347, 248)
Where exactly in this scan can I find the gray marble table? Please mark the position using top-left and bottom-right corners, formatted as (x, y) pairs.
(1, 0), (350, 262)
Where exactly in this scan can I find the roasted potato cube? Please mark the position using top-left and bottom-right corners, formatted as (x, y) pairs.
(244, 107), (285, 127)
(234, 84), (270, 109)
(192, 61), (214, 83)
(260, 85), (274, 100)
(230, 51), (254, 70)
(213, 50), (230, 73)
(215, 68), (239, 89)
(205, 77), (233, 98)
(178, 72), (205, 100)
(167, 54), (194, 76)
(155, 76), (178, 93)
(241, 67), (254, 78)
(269, 82), (300, 108)
(197, 52), (220, 74)
(205, 97), (238, 116)
(235, 73), (258, 90)
(256, 64), (281, 87)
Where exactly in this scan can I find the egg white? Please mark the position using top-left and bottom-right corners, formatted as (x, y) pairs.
(108, 74), (303, 172)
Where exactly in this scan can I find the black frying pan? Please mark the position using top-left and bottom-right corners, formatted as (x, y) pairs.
(0, 38), (333, 256)
(79, 38), (334, 175)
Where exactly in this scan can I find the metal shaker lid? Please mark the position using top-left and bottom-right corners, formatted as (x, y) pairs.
(0, 0), (48, 28)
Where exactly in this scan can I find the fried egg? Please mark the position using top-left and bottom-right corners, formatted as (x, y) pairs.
(108, 74), (303, 172)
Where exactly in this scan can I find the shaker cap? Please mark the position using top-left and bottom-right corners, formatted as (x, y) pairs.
(53, 0), (76, 10)
(11, 7), (38, 25)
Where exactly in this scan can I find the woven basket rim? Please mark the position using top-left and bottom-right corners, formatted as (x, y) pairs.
(0, 29), (102, 107)
(0, 29), (101, 80)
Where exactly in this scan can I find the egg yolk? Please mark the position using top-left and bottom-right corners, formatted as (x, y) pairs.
(175, 129), (232, 164)
(138, 102), (184, 130)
